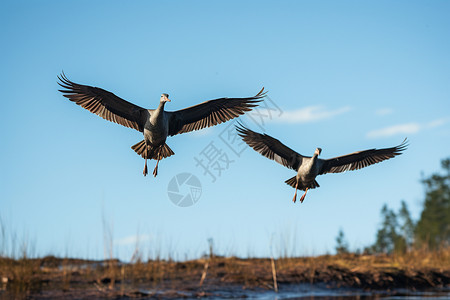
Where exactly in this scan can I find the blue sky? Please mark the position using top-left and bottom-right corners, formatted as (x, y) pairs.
(1, 1), (449, 261)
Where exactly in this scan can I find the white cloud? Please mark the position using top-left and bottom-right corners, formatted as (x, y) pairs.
(275, 106), (352, 123)
(367, 118), (449, 139)
(427, 118), (449, 129)
(114, 234), (152, 246)
(375, 108), (394, 116)
(190, 126), (214, 137)
(367, 123), (420, 139)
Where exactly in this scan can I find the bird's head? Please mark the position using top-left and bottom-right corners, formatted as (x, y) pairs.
(160, 93), (171, 103)
(315, 148), (322, 156)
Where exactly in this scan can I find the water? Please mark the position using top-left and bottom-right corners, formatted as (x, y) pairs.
(248, 287), (450, 299)
(137, 284), (450, 299)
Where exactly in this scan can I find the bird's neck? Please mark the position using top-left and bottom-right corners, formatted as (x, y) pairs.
(154, 101), (166, 115)
(311, 153), (319, 164)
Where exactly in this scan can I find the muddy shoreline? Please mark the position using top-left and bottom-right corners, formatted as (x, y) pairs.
(1, 254), (449, 298)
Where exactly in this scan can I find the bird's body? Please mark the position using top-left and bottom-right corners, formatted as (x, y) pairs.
(236, 124), (407, 203)
(139, 103), (173, 176)
(58, 73), (265, 176)
(145, 104), (169, 146)
(296, 152), (320, 187)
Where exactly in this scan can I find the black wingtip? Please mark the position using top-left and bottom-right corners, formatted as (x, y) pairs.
(235, 121), (249, 137)
(57, 71), (70, 87)
(235, 120), (245, 130)
(254, 87), (268, 98)
(397, 137), (409, 153)
(235, 122), (258, 140)
(57, 70), (66, 81)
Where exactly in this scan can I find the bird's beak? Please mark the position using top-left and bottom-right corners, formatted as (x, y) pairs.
(167, 98), (171, 102)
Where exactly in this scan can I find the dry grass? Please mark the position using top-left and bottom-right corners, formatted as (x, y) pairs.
(1, 214), (448, 298)
(0, 248), (449, 298)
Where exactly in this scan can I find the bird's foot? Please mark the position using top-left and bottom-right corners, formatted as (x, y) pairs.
(143, 159), (148, 176)
(143, 164), (148, 176)
(299, 188), (308, 203)
(293, 181), (300, 204)
(153, 159), (160, 177)
(299, 193), (306, 203)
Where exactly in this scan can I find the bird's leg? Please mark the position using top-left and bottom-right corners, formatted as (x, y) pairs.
(299, 188), (309, 203)
(143, 158), (148, 176)
(292, 180), (299, 203)
(153, 153), (160, 177)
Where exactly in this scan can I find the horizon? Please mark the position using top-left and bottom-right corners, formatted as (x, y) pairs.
(1, 0), (450, 262)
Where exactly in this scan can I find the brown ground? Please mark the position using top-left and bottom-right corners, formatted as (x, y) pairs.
(1, 250), (449, 299)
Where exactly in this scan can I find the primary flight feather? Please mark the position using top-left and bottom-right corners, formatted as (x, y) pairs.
(58, 72), (265, 176)
(236, 124), (407, 203)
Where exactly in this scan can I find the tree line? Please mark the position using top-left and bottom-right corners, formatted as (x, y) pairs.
(335, 157), (450, 254)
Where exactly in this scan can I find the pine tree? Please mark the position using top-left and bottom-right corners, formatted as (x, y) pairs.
(372, 204), (406, 254)
(415, 158), (450, 249)
(335, 229), (349, 255)
(372, 204), (392, 253)
(398, 200), (415, 250)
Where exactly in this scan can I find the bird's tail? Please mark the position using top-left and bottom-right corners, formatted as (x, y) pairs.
(131, 140), (175, 160)
(284, 176), (319, 191)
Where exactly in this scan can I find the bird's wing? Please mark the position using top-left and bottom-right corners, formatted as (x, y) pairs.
(236, 124), (305, 170)
(58, 72), (147, 132)
(318, 138), (408, 175)
(167, 88), (266, 136)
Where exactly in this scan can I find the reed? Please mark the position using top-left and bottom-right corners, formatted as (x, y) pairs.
(0, 213), (448, 298)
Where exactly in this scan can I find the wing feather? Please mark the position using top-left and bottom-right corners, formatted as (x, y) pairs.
(236, 124), (304, 170)
(58, 72), (147, 132)
(167, 88), (266, 136)
(319, 139), (408, 174)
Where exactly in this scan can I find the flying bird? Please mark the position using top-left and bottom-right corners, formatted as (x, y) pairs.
(236, 124), (407, 203)
(58, 72), (265, 176)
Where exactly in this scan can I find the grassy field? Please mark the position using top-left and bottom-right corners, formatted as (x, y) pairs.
(1, 248), (449, 299)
